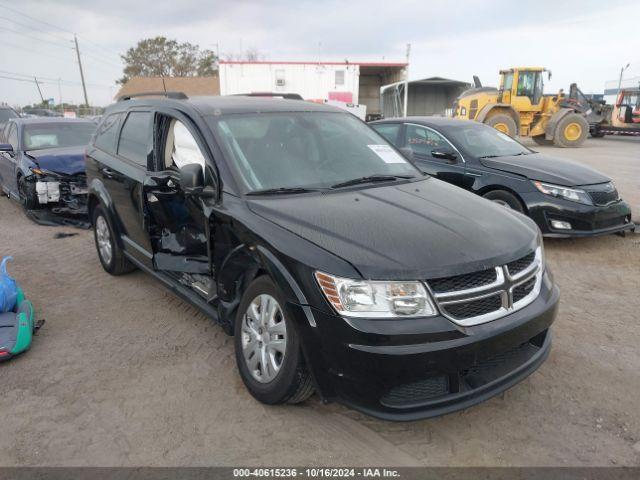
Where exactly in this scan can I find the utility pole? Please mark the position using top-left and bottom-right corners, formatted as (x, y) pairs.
(74, 35), (89, 107)
(403, 43), (411, 117)
(33, 77), (45, 104)
(617, 63), (630, 94)
(58, 78), (64, 114)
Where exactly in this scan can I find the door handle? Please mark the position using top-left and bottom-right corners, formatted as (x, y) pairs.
(100, 167), (116, 179)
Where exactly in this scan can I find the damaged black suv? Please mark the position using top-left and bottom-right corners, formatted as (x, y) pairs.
(86, 93), (559, 420)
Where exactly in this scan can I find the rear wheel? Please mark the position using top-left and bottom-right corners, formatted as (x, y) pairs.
(92, 205), (135, 275)
(483, 190), (525, 213)
(553, 113), (589, 147)
(234, 275), (314, 405)
(485, 114), (518, 138)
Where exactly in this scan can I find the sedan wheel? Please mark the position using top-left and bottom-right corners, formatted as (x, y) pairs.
(241, 294), (287, 383)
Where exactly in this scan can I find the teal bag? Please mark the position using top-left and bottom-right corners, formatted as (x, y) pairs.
(0, 257), (18, 313)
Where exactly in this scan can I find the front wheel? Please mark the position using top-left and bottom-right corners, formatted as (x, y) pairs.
(234, 275), (314, 405)
(483, 190), (525, 213)
(553, 113), (589, 147)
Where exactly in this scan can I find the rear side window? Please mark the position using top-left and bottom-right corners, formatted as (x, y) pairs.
(118, 112), (152, 167)
(372, 124), (401, 146)
(94, 113), (122, 154)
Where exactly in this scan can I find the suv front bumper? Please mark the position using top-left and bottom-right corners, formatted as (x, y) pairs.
(293, 269), (559, 421)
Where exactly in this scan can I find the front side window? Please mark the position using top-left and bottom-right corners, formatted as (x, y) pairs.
(446, 124), (532, 158)
(335, 70), (345, 86)
(372, 123), (401, 146)
(22, 122), (95, 151)
(163, 119), (206, 173)
(502, 73), (514, 91)
(213, 112), (418, 192)
(118, 112), (152, 167)
(404, 124), (448, 156)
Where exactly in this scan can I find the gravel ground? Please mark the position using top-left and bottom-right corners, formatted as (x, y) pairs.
(0, 136), (638, 467)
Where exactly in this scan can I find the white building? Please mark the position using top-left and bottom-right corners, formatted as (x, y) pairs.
(218, 61), (406, 119)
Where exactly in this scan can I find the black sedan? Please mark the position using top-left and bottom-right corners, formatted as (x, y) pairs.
(371, 117), (634, 237)
(0, 117), (95, 219)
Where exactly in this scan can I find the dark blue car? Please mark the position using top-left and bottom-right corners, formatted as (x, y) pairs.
(0, 118), (95, 216)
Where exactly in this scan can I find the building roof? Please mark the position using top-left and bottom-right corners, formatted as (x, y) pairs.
(381, 76), (470, 91)
(219, 60), (407, 67)
(115, 76), (220, 100)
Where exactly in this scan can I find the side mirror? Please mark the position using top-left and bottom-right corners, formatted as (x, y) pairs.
(180, 163), (217, 198)
(399, 147), (414, 161)
(0, 143), (13, 154)
(431, 149), (457, 163)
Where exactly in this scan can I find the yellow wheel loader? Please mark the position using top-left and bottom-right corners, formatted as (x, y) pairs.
(452, 67), (590, 147)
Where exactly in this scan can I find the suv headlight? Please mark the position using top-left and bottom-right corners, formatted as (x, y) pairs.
(533, 181), (592, 205)
(315, 272), (438, 318)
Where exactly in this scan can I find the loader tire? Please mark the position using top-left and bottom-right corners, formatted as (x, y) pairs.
(532, 135), (553, 146)
(485, 114), (517, 138)
(553, 113), (589, 147)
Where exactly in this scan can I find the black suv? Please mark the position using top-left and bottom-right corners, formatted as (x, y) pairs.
(86, 94), (559, 420)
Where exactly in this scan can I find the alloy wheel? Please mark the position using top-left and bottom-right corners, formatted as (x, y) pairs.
(241, 294), (287, 383)
(95, 215), (113, 266)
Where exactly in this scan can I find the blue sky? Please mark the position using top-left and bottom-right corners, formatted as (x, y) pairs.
(1, 0), (639, 106)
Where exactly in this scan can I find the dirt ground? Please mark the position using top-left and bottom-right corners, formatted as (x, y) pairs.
(0, 136), (638, 467)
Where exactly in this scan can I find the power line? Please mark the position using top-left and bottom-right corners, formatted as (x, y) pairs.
(0, 3), (123, 65)
(0, 15), (72, 44)
(0, 69), (113, 88)
(0, 38), (74, 63)
(0, 23), (74, 50)
(0, 1), (74, 35)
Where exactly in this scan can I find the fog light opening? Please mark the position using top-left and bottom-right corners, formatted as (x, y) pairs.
(550, 220), (572, 230)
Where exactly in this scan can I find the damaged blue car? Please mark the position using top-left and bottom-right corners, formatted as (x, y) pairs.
(0, 118), (96, 221)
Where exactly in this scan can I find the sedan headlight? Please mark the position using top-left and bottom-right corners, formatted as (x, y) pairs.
(315, 272), (438, 318)
(533, 181), (592, 205)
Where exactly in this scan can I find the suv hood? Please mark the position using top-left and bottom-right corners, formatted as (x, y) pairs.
(247, 178), (538, 280)
(25, 146), (86, 176)
(480, 153), (609, 186)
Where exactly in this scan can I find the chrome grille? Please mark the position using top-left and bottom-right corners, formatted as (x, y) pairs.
(427, 247), (543, 327)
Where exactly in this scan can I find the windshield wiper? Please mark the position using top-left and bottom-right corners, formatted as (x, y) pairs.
(246, 187), (324, 196)
(478, 154), (501, 159)
(331, 174), (415, 189)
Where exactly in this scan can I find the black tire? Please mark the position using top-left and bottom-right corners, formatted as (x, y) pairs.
(92, 205), (135, 275)
(553, 113), (589, 147)
(483, 190), (525, 213)
(234, 275), (314, 405)
(17, 175), (39, 210)
(590, 129), (605, 138)
(485, 114), (518, 138)
(532, 135), (553, 146)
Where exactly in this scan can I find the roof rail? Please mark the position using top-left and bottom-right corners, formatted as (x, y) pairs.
(118, 91), (188, 101)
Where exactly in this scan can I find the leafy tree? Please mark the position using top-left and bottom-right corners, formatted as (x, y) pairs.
(119, 37), (217, 84)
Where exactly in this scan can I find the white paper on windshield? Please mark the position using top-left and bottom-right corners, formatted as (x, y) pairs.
(368, 145), (406, 164)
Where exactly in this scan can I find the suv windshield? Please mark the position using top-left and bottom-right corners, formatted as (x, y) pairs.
(446, 124), (532, 158)
(212, 112), (419, 192)
(23, 122), (95, 151)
